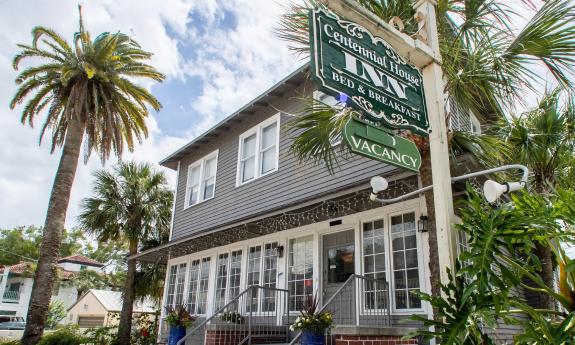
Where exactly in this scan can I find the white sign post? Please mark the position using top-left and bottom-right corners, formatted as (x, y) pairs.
(322, 0), (456, 285)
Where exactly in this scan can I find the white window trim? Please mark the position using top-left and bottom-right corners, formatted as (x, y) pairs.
(246, 241), (280, 315)
(184, 150), (219, 209)
(358, 209), (425, 315)
(186, 256), (212, 316)
(236, 114), (280, 187)
(213, 248), (245, 310)
(470, 112), (482, 134)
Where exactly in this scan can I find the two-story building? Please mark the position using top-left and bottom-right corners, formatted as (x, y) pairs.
(0, 255), (105, 321)
(132, 64), (489, 345)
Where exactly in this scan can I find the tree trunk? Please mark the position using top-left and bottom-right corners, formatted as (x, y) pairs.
(535, 241), (555, 310)
(21, 116), (85, 345)
(118, 239), (138, 345)
(419, 148), (442, 306)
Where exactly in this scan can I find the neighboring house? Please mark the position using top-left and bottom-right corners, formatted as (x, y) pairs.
(0, 255), (105, 320)
(66, 289), (156, 328)
(131, 65), (495, 344)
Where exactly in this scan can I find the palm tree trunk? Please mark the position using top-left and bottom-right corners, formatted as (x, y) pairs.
(21, 116), (85, 345)
(535, 242), (555, 310)
(118, 239), (138, 345)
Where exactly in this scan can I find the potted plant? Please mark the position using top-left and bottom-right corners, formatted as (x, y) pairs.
(219, 311), (245, 324)
(165, 305), (196, 345)
(290, 295), (333, 345)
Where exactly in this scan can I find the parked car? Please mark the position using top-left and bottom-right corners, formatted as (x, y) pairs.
(0, 321), (26, 330)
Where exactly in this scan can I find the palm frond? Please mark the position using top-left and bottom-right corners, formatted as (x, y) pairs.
(285, 97), (355, 173)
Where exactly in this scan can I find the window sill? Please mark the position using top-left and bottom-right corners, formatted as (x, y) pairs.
(235, 168), (279, 188)
(183, 196), (215, 210)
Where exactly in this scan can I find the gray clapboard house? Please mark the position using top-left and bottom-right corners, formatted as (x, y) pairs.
(133, 65), (486, 345)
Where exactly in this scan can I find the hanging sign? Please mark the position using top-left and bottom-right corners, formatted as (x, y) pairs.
(309, 8), (430, 136)
(343, 117), (421, 172)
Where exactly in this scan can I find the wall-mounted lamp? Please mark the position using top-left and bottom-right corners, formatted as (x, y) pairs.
(418, 215), (429, 233)
(275, 245), (284, 258)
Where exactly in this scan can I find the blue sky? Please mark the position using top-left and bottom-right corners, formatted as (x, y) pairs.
(0, 0), (304, 229)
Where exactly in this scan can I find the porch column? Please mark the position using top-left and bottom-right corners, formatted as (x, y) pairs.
(0, 267), (8, 305)
(413, 0), (457, 286)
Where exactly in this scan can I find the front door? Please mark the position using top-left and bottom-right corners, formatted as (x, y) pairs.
(322, 230), (355, 303)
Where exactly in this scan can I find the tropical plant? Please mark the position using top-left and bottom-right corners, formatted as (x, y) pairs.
(9, 6), (164, 344)
(37, 327), (86, 345)
(406, 187), (575, 344)
(277, 0), (575, 303)
(219, 311), (245, 324)
(164, 306), (195, 328)
(82, 326), (118, 345)
(46, 301), (67, 329)
(78, 161), (172, 345)
(290, 294), (333, 333)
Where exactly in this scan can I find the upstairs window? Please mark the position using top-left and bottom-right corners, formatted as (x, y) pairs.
(185, 150), (218, 208)
(237, 115), (280, 185)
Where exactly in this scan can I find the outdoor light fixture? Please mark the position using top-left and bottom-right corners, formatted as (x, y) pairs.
(275, 245), (284, 258)
(370, 176), (389, 201)
(483, 180), (525, 203)
(418, 215), (429, 232)
(369, 164), (529, 204)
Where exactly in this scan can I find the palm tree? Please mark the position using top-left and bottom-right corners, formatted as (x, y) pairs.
(9, 7), (164, 344)
(488, 89), (575, 308)
(278, 0), (575, 302)
(79, 161), (173, 345)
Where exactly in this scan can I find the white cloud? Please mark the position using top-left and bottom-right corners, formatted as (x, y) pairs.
(0, 0), (302, 230)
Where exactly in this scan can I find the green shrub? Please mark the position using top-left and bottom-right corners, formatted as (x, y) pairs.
(37, 328), (85, 345)
(0, 340), (21, 345)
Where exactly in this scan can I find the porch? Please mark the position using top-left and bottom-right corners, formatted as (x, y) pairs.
(172, 275), (419, 345)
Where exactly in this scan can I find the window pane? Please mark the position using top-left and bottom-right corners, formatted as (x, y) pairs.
(203, 177), (215, 200)
(242, 157), (255, 182)
(204, 157), (216, 178)
(166, 265), (178, 308)
(214, 254), (229, 310)
(288, 236), (313, 311)
(175, 263), (187, 307)
(391, 212), (421, 310)
(261, 122), (277, 150)
(228, 250), (243, 301)
(242, 134), (257, 159)
(197, 258), (211, 314)
(261, 148), (276, 174)
(189, 166), (200, 186)
(247, 246), (262, 312)
(362, 219), (387, 311)
(187, 260), (200, 313)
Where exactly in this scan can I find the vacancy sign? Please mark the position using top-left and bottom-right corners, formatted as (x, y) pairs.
(309, 7), (430, 137)
(344, 117), (421, 172)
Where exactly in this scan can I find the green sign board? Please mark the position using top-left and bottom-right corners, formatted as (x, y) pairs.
(309, 8), (430, 136)
(344, 117), (422, 172)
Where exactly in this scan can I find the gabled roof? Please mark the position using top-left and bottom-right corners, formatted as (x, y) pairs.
(0, 261), (32, 274)
(159, 64), (309, 170)
(68, 289), (156, 313)
(0, 261), (76, 280)
(58, 255), (104, 267)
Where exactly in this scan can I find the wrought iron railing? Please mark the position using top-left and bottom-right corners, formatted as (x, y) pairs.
(2, 290), (20, 303)
(176, 285), (289, 345)
(289, 274), (390, 345)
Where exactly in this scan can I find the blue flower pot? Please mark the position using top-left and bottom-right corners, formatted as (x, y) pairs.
(301, 331), (325, 345)
(168, 325), (186, 345)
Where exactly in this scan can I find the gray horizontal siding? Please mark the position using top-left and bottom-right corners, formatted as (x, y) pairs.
(171, 84), (398, 241)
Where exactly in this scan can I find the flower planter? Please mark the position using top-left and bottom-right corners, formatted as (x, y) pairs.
(301, 331), (325, 345)
(168, 325), (186, 345)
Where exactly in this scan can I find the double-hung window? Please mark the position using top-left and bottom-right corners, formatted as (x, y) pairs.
(185, 150), (218, 208)
(214, 250), (243, 311)
(246, 242), (279, 312)
(237, 115), (280, 185)
(186, 257), (211, 315)
(165, 262), (187, 309)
